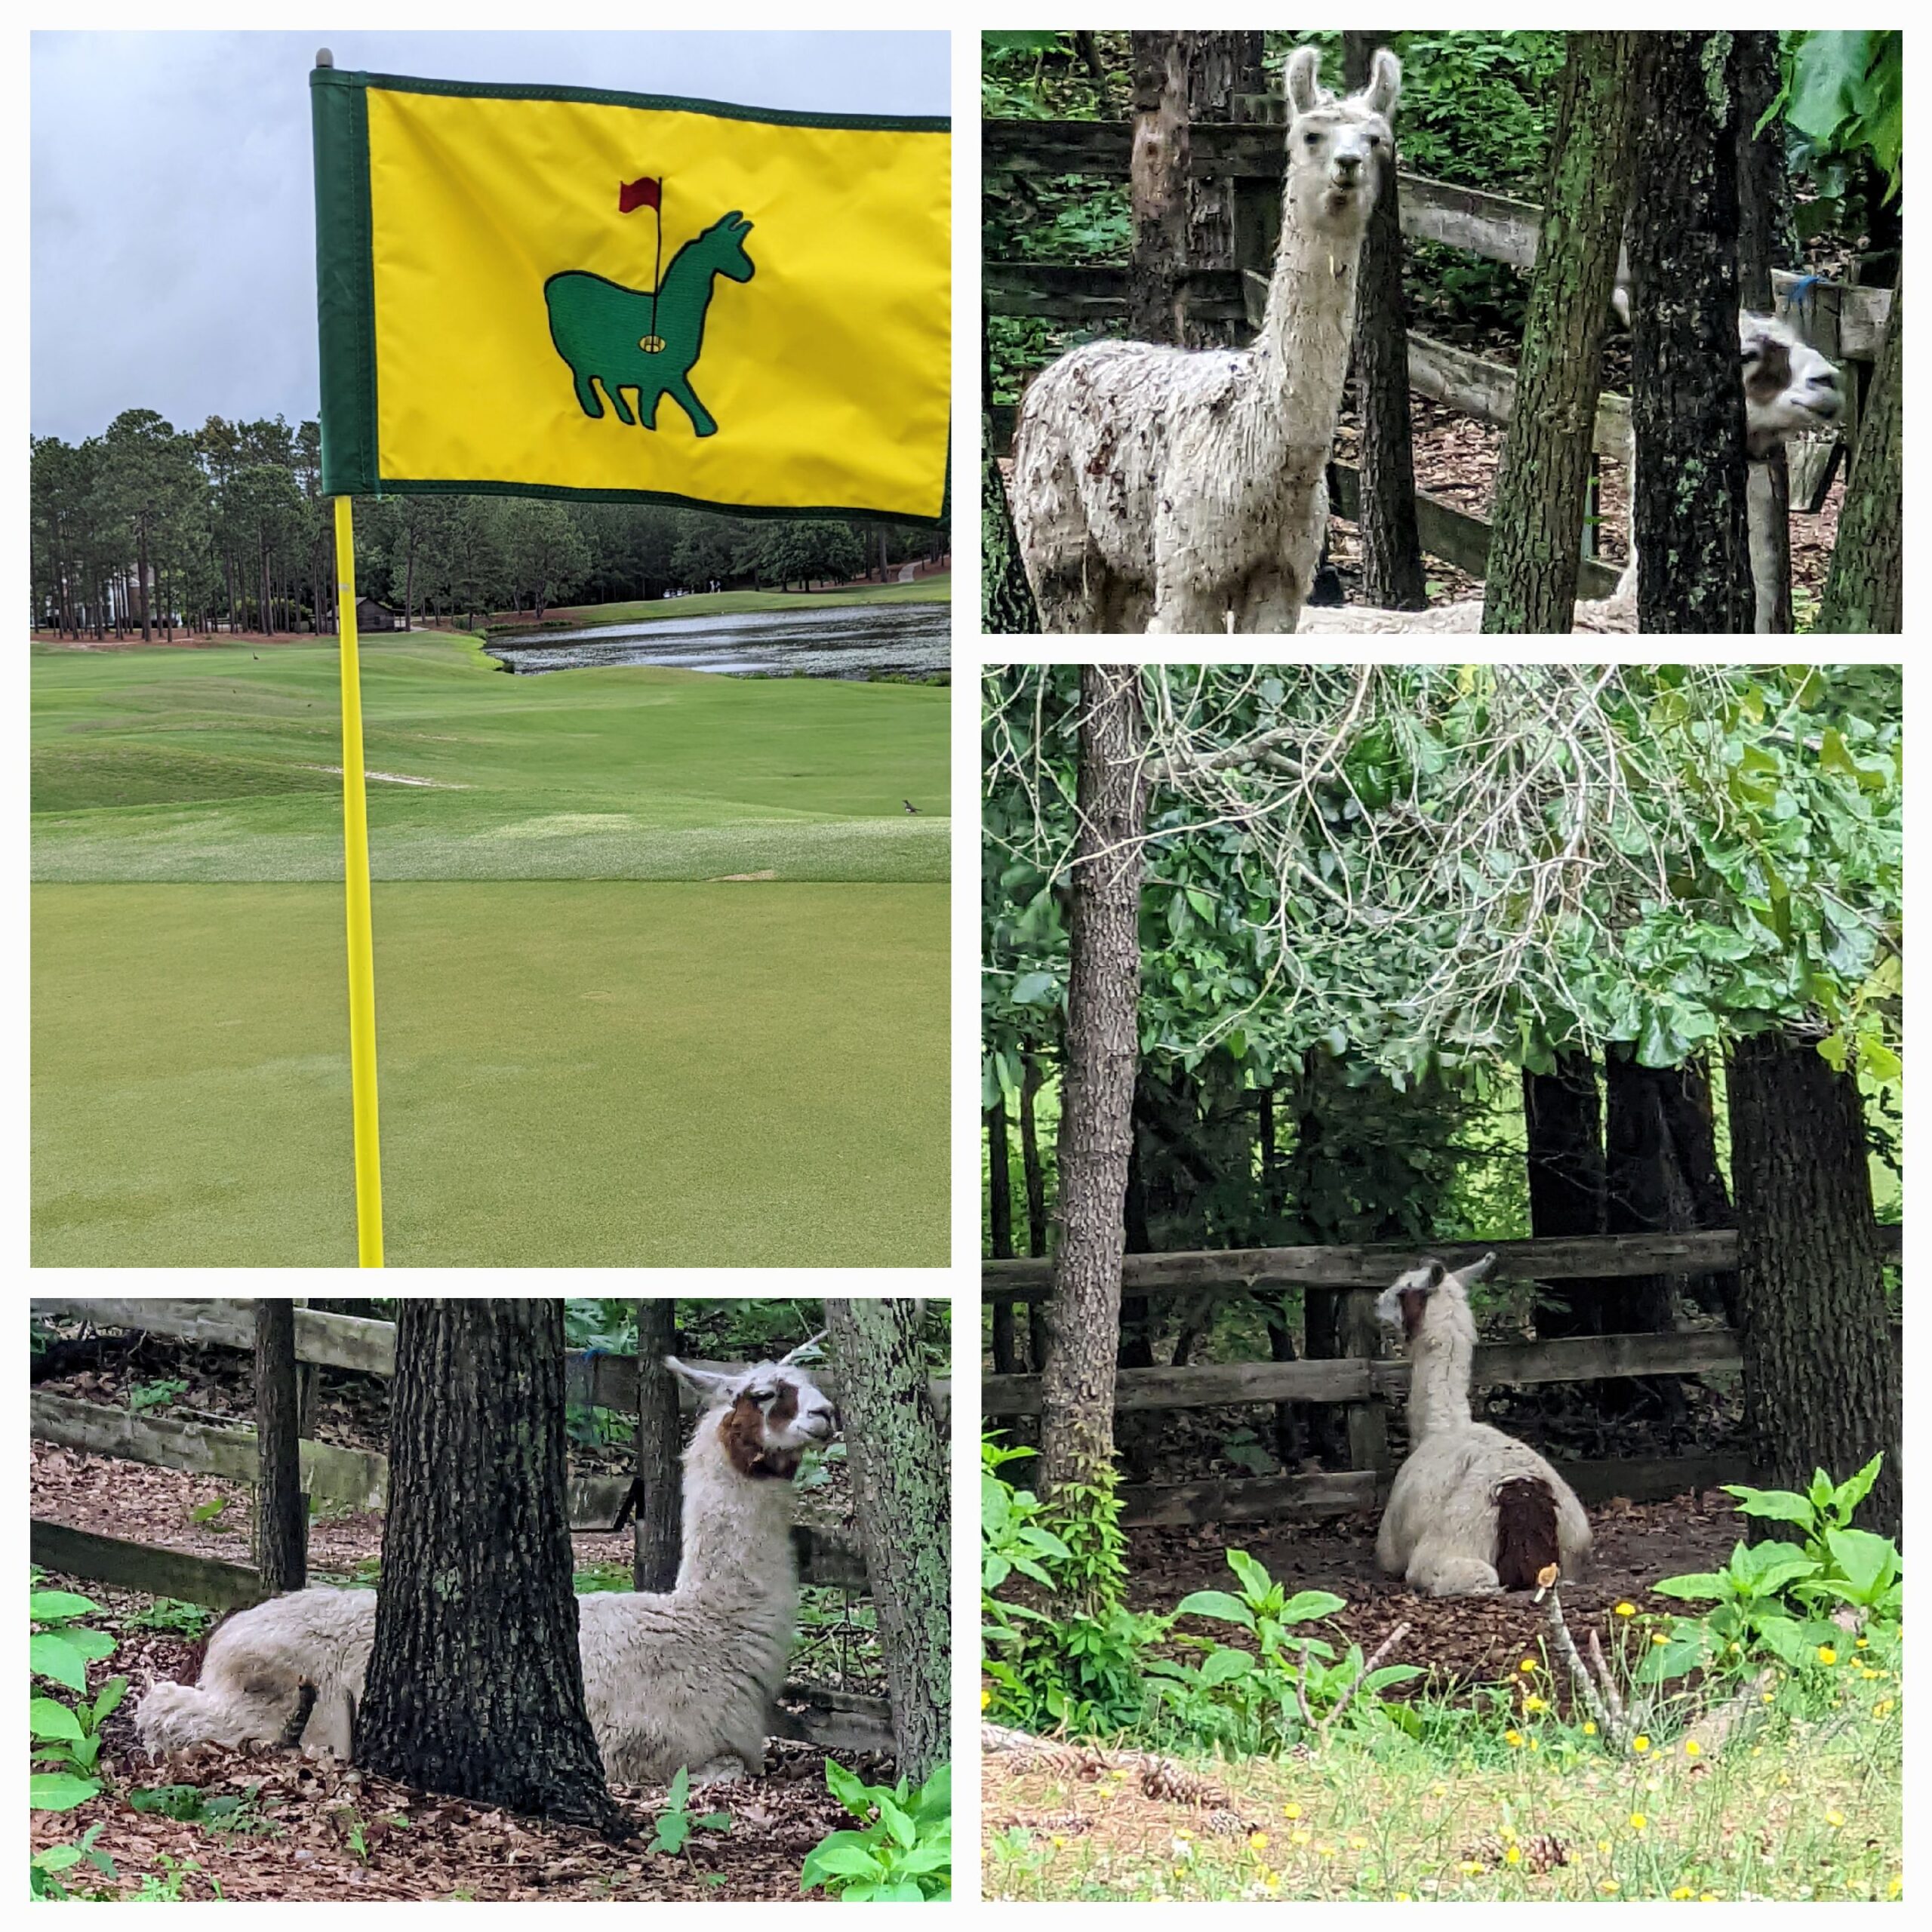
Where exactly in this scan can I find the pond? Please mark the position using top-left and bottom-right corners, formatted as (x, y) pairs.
(485, 599), (949, 678)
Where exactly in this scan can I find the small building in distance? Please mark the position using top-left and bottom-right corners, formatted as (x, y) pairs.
(356, 597), (400, 632)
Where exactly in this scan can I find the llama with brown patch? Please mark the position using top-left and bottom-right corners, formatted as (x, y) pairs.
(1374, 1254), (1592, 1595)
(134, 1346), (836, 1786)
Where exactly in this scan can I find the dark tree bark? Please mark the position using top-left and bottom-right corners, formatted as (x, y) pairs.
(1655, 1058), (1740, 1324)
(1602, 1046), (1686, 1417)
(1818, 283), (1902, 634)
(1129, 32), (1190, 346)
(989, 1096), (1018, 1372)
(253, 1299), (306, 1594)
(1020, 1050), (1049, 1258)
(1040, 667), (1147, 1507)
(1522, 1055), (1611, 1340)
(1736, 29), (1795, 632)
(1484, 32), (1639, 632)
(981, 402), (1041, 635)
(1343, 31), (1426, 610)
(825, 1300), (949, 1784)
(358, 1301), (625, 1833)
(1726, 1033), (1901, 1540)
(1628, 32), (1754, 632)
(1183, 32), (1266, 349)
(632, 1300), (682, 1594)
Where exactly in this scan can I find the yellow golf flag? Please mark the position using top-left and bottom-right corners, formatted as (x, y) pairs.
(312, 68), (949, 521)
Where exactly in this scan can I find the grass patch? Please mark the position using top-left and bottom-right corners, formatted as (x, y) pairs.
(32, 878), (946, 1267)
(506, 575), (951, 632)
(984, 1694), (1903, 1902)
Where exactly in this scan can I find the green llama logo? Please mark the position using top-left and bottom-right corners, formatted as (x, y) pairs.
(545, 206), (755, 438)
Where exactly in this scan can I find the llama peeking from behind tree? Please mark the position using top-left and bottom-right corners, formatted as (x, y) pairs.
(1374, 1254), (1592, 1596)
(134, 1343), (836, 1787)
(1011, 45), (1400, 633)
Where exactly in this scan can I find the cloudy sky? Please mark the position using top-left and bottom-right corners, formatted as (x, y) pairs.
(31, 30), (949, 443)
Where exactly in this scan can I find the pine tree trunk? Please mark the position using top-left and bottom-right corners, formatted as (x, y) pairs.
(1602, 1046), (1684, 1417)
(989, 1097), (1018, 1372)
(1655, 1058), (1740, 1324)
(1344, 31), (1426, 610)
(1183, 33), (1264, 349)
(824, 1300), (950, 1784)
(1629, 32), (1754, 632)
(253, 1299), (306, 1594)
(1483, 31), (1638, 632)
(1726, 1033), (1901, 1539)
(1129, 32), (1189, 346)
(358, 1301), (626, 1832)
(1736, 29), (1794, 632)
(981, 404), (1040, 634)
(1818, 283), (1902, 633)
(1040, 667), (1147, 1505)
(1522, 1054), (1611, 1339)
(632, 1300), (681, 1594)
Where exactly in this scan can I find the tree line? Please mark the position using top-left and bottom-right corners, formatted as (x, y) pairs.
(31, 409), (949, 642)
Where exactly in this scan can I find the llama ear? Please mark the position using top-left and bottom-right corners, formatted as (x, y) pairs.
(1740, 320), (1795, 405)
(1361, 48), (1401, 119)
(1453, 1251), (1499, 1288)
(1284, 45), (1322, 117)
(664, 1356), (733, 1400)
(1423, 1260), (1446, 1289)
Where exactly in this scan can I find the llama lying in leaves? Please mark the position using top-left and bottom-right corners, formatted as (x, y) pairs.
(134, 1351), (835, 1786)
(1375, 1254), (1592, 1596)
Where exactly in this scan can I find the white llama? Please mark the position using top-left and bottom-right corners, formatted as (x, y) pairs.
(134, 1348), (836, 1787)
(1011, 45), (1401, 634)
(1374, 1254), (1592, 1597)
(1299, 312), (1843, 634)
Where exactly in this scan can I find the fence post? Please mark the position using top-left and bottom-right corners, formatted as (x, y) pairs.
(1340, 1289), (1389, 1481)
(254, 1298), (307, 1593)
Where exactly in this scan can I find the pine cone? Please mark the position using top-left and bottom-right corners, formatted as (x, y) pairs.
(1462, 1832), (1569, 1873)
(1137, 1757), (1238, 1812)
(1201, 1808), (1248, 1838)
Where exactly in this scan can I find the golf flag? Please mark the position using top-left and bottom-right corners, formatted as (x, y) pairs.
(311, 66), (950, 521)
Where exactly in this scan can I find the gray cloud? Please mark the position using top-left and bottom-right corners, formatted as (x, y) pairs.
(32, 29), (949, 443)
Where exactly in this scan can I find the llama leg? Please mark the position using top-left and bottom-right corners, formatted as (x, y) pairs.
(1406, 1538), (1500, 1598)
(1147, 566), (1226, 635)
(688, 1754), (751, 1789)
(1232, 565), (1301, 634)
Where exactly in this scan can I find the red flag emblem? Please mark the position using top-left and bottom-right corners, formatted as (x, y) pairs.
(619, 176), (661, 214)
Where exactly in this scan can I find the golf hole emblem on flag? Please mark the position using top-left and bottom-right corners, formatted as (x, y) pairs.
(543, 186), (755, 439)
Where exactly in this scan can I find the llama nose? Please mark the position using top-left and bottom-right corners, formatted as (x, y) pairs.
(1334, 152), (1363, 181)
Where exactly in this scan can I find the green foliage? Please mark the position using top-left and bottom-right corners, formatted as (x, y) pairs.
(1774, 29), (1903, 232)
(646, 1766), (732, 1859)
(30, 1580), (122, 1873)
(128, 1376), (187, 1414)
(30, 1822), (116, 1900)
(129, 1782), (277, 1836)
(800, 1760), (951, 1902)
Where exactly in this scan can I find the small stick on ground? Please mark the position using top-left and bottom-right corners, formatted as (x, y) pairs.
(1543, 1582), (1618, 1743)
(1320, 1620), (1411, 1739)
(1297, 1638), (1314, 1732)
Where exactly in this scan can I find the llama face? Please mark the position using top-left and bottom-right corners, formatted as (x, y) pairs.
(1740, 314), (1843, 458)
(668, 1356), (838, 1480)
(1282, 46), (1401, 235)
(1373, 1251), (1498, 1340)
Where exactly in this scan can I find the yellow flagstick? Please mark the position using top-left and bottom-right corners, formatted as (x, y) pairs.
(332, 495), (385, 1266)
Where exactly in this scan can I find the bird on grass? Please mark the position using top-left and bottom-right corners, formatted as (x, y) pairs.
(903, 799), (919, 814)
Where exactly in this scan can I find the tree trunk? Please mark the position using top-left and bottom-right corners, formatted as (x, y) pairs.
(1183, 32), (1264, 349)
(1129, 32), (1189, 346)
(136, 515), (153, 643)
(1483, 32), (1639, 632)
(1522, 1054), (1611, 1339)
(1344, 30), (1427, 610)
(1735, 29), (1794, 632)
(632, 1300), (682, 1594)
(1602, 1044), (1685, 1417)
(981, 401), (1041, 635)
(1629, 32), (1754, 632)
(358, 1301), (626, 1832)
(1040, 667), (1147, 1505)
(1654, 1057), (1740, 1323)
(1020, 1050), (1049, 1258)
(988, 1096), (1017, 1372)
(824, 1300), (949, 1785)
(253, 1299), (306, 1593)
(1726, 1033), (1900, 1540)
(1818, 282), (1902, 633)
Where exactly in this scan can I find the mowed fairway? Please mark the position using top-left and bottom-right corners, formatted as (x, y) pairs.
(32, 632), (947, 1266)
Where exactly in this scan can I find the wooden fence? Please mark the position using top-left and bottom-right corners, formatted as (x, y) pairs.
(982, 1226), (1903, 1527)
(29, 1299), (897, 1750)
(985, 113), (1890, 586)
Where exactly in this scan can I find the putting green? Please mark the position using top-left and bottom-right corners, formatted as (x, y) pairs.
(32, 632), (948, 1266)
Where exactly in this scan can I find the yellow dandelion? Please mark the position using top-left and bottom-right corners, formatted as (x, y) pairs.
(1614, 1601), (1637, 1617)
(1817, 1646), (1838, 1666)
(980, 1687), (991, 1709)
(1856, 1636), (1869, 1648)
(1888, 1878), (1903, 1900)
(1684, 1740), (1702, 1758)
(1396, 1893), (1412, 1903)
(1700, 1894), (1718, 1903)
(1632, 1735), (1652, 1753)
(1527, 1739), (1540, 1751)
(1672, 1887), (1694, 1900)
(1261, 1874), (1281, 1894)
(1282, 1803), (1301, 1820)
(1506, 1847), (1523, 1866)
(1598, 1841), (1613, 1856)
(1249, 1833), (1269, 1851)
(1431, 1784), (1447, 1798)
(1652, 1632), (1669, 1646)
(1291, 1830), (1311, 1848)
(1460, 1861), (1486, 1877)
(1051, 1835), (1067, 1849)
(1318, 1845), (1337, 1860)
(1525, 1695), (1548, 1714)
(1601, 1879), (1621, 1894)
(1520, 1657), (1537, 1673)
(1629, 1814), (1647, 1832)
(1826, 1811), (1845, 1829)
(1874, 1700), (1894, 1719)
(1860, 1666), (1878, 1680)
(1174, 1829), (1193, 1844)
(1506, 1730), (1524, 1747)
(1349, 1836), (1367, 1850)
(1583, 1720), (1598, 1736)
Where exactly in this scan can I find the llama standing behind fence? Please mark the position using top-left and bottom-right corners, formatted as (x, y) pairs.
(134, 1349), (836, 1787)
(1011, 45), (1401, 633)
(1374, 1254), (1592, 1596)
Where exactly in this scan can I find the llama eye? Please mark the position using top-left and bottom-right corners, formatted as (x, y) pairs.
(1303, 131), (1320, 146)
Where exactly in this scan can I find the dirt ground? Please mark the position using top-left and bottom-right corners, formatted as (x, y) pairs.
(29, 1329), (881, 1902)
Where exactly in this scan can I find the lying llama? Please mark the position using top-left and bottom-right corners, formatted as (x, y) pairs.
(1011, 45), (1401, 633)
(134, 1346), (836, 1787)
(1298, 311), (1844, 634)
(1374, 1254), (1592, 1596)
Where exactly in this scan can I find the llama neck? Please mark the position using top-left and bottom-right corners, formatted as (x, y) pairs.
(674, 1423), (800, 1604)
(1407, 1322), (1474, 1440)
(1252, 196), (1367, 441)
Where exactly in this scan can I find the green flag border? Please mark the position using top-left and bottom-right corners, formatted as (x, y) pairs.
(311, 67), (951, 528)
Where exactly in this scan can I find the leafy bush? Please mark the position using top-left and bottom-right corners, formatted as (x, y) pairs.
(647, 1765), (731, 1859)
(801, 1760), (950, 1902)
(126, 1597), (216, 1638)
(31, 1584), (121, 1814)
